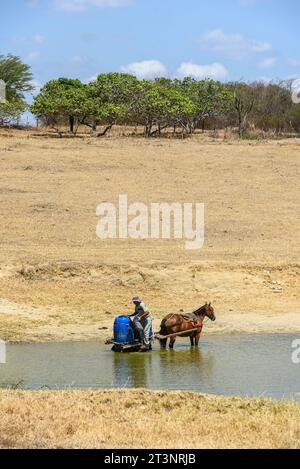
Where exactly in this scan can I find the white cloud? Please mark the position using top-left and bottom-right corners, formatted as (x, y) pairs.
(177, 62), (229, 81)
(54, 0), (131, 11)
(31, 80), (43, 95)
(87, 75), (98, 82)
(69, 55), (84, 64)
(120, 60), (167, 79)
(12, 34), (46, 44)
(32, 34), (46, 44)
(256, 76), (273, 84)
(288, 58), (300, 67)
(257, 57), (276, 69)
(199, 29), (272, 60)
(26, 51), (41, 62)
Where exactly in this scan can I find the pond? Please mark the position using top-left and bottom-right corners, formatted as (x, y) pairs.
(0, 334), (299, 401)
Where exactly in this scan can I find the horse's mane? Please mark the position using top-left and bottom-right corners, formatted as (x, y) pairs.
(192, 304), (206, 316)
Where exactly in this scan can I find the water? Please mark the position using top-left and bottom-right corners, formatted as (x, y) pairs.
(0, 334), (299, 401)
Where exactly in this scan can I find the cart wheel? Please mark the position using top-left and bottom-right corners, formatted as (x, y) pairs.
(112, 344), (122, 352)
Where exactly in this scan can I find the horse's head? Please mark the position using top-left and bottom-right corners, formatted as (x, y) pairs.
(204, 302), (216, 322)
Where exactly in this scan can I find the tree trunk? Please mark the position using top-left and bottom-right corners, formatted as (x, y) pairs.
(69, 116), (74, 133)
(91, 121), (97, 136)
(238, 111), (243, 138)
(150, 124), (168, 137)
(145, 123), (152, 137)
(96, 124), (113, 137)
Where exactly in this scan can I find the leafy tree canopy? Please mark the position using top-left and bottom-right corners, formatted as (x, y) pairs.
(0, 54), (33, 98)
(0, 54), (33, 125)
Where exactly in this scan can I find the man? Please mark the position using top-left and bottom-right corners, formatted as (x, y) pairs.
(129, 296), (152, 352)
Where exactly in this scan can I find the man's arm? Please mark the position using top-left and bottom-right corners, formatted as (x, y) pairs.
(138, 304), (150, 321)
(138, 311), (150, 320)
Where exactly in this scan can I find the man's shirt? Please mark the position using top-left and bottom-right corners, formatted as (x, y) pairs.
(135, 302), (150, 319)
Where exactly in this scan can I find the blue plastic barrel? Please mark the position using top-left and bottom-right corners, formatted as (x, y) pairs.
(113, 316), (135, 344)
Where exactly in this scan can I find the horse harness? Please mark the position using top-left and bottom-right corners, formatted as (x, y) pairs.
(167, 313), (204, 332)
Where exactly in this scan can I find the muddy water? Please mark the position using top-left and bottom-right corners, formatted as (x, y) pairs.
(0, 334), (299, 400)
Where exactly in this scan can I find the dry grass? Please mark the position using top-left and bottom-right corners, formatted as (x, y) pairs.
(0, 128), (300, 341)
(0, 389), (299, 449)
(1, 129), (300, 450)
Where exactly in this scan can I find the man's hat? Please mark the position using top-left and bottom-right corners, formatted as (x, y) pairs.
(132, 296), (142, 303)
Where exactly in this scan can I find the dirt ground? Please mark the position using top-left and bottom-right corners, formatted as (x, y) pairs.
(0, 128), (300, 341)
(0, 389), (299, 449)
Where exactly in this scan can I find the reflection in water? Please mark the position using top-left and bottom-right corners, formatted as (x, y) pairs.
(112, 346), (215, 390)
(113, 352), (153, 388)
(0, 335), (299, 400)
(158, 347), (215, 390)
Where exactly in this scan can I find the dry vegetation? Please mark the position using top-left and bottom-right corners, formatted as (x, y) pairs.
(0, 128), (300, 341)
(0, 389), (299, 449)
(1, 128), (300, 449)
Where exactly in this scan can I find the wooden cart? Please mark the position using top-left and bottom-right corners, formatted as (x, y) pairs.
(105, 338), (153, 353)
(106, 326), (201, 352)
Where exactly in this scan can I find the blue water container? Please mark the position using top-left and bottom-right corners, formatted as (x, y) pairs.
(113, 316), (135, 344)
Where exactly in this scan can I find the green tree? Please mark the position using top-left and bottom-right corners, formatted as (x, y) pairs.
(228, 82), (256, 137)
(0, 54), (33, 125)
(80, 73), (140, 135)
(177, 78), (234, 134)
(289, 103), (300, 134)
(31, 78), (87, 135)
(0, 94), (27, 126)
(252, 81), (293, 134)
(130, 80), (194, 137)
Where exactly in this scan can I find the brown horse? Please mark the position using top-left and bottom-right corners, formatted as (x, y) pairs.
(158, 303), (216, 349)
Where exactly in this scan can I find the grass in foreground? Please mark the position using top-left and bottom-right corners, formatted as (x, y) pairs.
(0, 389), (299, 449)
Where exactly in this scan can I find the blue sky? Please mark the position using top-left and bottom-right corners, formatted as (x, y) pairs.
(1, 0), (300, 91)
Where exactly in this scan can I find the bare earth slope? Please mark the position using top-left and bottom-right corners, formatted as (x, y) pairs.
(0, 129), (300, 341)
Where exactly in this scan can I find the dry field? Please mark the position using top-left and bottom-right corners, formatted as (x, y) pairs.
(0, 389), (299, 449)
(0, 128), (300, 341)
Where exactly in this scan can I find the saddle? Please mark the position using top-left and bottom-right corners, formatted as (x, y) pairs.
(180, 312), (203, 328)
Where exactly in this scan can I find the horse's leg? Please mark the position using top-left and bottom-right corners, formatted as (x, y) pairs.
(169, 336), (176, 349)
(160, 338), (167, 349)
(194, 333), (201, 347)
(190, 335), (195, 347)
